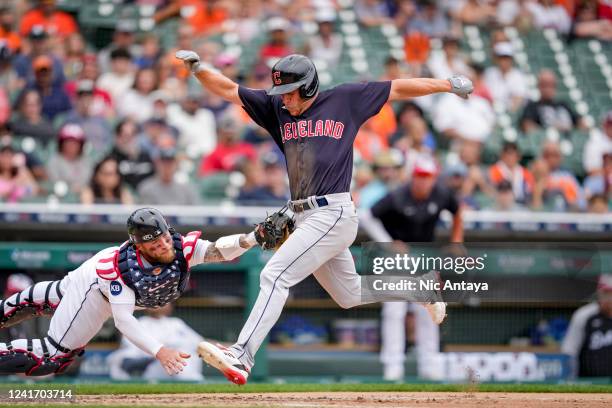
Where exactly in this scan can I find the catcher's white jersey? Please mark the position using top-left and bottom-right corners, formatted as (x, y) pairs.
(48, 238), (210, 351)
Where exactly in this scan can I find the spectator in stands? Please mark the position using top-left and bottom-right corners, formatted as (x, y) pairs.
(65, 54), (114, 119)
(583, 111), (612, 176)
(0, 43), (21, 98)
(167, 90), (217, 158)
(62, 80), (112, 152)
(237, 151), (289, 205)
(488, 141), (534, 204)
(138, 118), (177, 159)
(19, 0), (78, 39)
(587, 194), (609, 213)
(484, 41), (528, 112)
(62, 32), (89, 80)
(525, 0), (572, 34)
(427, 35), (472, 80)
(583, 152), (611, 203)
(214, 52), (240, 83)
(520, 69), (584, 134)
(306, 9), (343, 68)
(390, 102), (434, 150)
(459, 140), (495, 200)
(108, 119), (154, 190)
(13, 25), (65, 86)
(9, 89), (56, 145)
(442, 159), (479, 209)
(81, 156), (134, 205)
(23, 55), (72, 121)
(138, 147), (199, 206)
(531, 141), (584, 211)
(359, 149), (405, 209)
(47, 123), (92, 195)
(135, 34), (162, 70)
(571, 0), (612, 41)
(432, 71), (495, 145)
(98, 20), (140, 74)
(491, 179), (525, 211)
(199, 114), (256, 175)
(154, 0), (228, 35)
(156, 54), (188, 102)
(469, 62), (494, 105)
(0, 140), (38, 203)
(0, 6), (20, 53)
(404, 0), (449, 38)
(355, 0), (391, 27)
(259, 17), (294, 64)
(97, 48), (136, 106)
(0, 125), (47, 181)
(456, 0), (497, 26)
(117, 67), (159, 123)
(562, 274), (612, 377)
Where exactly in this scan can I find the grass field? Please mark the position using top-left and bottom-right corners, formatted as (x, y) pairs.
(0, 383), (611, 408)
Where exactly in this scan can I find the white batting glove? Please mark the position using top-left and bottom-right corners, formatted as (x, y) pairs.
(447, 75), (474, 99)
(175, 49), (204, 74)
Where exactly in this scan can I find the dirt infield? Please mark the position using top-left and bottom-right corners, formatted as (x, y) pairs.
(77, 392), (612, 408)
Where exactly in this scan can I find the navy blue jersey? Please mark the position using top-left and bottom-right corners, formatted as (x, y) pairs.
(371, 182), (459, 242)
(238, 81), (391, 200)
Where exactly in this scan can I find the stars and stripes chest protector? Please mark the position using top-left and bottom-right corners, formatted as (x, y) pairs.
(97, 231), (201, 308)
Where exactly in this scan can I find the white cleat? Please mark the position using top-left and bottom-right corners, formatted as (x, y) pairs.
(197, 341), (250, 385)
(423, 301), (447, 325)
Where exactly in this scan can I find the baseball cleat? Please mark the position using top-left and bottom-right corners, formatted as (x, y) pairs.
(197, 341), (249, 385)
(423, 301), (447, 325)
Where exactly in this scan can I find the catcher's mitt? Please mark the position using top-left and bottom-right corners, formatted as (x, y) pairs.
(255, 206), (295, 250)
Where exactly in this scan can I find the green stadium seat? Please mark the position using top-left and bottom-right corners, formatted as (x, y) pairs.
(197, 172), (231, 203)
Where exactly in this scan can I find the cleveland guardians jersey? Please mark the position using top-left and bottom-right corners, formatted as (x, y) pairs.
(239, 81), (391, 200)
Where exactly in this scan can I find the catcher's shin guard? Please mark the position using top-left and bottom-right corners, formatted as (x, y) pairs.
(0, 280), (64, 329)
(0, 337), (84, 376)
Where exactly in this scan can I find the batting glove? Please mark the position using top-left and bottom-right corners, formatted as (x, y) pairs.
(447, 75), (474, 99)
(175, 49), (205, 74)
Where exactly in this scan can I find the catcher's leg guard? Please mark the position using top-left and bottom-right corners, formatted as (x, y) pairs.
(0, 280), (64, 329)
(0, 337), (84, 376)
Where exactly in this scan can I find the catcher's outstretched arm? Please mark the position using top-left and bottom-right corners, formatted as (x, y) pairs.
(175, 50), (241, 105)
(202, 231), (258, 263)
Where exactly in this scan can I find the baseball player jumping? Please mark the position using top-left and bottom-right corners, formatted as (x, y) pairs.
(0, 208), (258, 377)
(176, 50), (473, 385)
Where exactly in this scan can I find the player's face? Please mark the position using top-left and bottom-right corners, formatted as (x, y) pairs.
(598, 290), (612, 317)
(281, 89), (308, 116)
(411, 173), (436, 200)
(138, 232), (175, 264)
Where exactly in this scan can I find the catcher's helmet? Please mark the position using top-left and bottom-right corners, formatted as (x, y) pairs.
(127, 208), (172, 243)
(268, 54), (319, 99)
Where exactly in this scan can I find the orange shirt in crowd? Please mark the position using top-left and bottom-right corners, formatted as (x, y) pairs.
(0, 27), (21, 52)
(20, 8), (78, 38)
(368, 103), (397, 143)
(179, 0), (227, 34)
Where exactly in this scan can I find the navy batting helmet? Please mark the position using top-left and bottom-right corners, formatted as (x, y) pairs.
(268, 54), (319, 99)
(127, 208), (172, 243)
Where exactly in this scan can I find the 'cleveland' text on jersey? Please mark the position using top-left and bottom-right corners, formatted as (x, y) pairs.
(239, 81), (391, 200)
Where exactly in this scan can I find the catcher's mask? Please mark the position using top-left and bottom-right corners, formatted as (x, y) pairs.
(268, 54), (319, 99)
(127, 207), (174, 244)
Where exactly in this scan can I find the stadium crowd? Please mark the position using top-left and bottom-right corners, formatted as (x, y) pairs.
(0, 0), (610, 213)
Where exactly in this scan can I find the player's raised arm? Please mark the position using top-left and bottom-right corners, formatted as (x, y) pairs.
(175, 50), (242, 105)
(388, 75), (473, 101)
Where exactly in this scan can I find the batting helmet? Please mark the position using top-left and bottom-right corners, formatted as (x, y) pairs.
(268, 54), (319, 99)
(127, 208), (172, 243)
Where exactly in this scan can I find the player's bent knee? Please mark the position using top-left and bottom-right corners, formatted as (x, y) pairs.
(334, 297), (361, 309)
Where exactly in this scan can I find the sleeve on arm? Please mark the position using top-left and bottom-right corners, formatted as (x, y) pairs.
(338, 81), (391, 124)
(111, 302), (164, 356)
(238, 86), (278, 132)
(561, 303), (598, 357)
(187, 238), (212, 268)
(99, 277), (136, 305)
